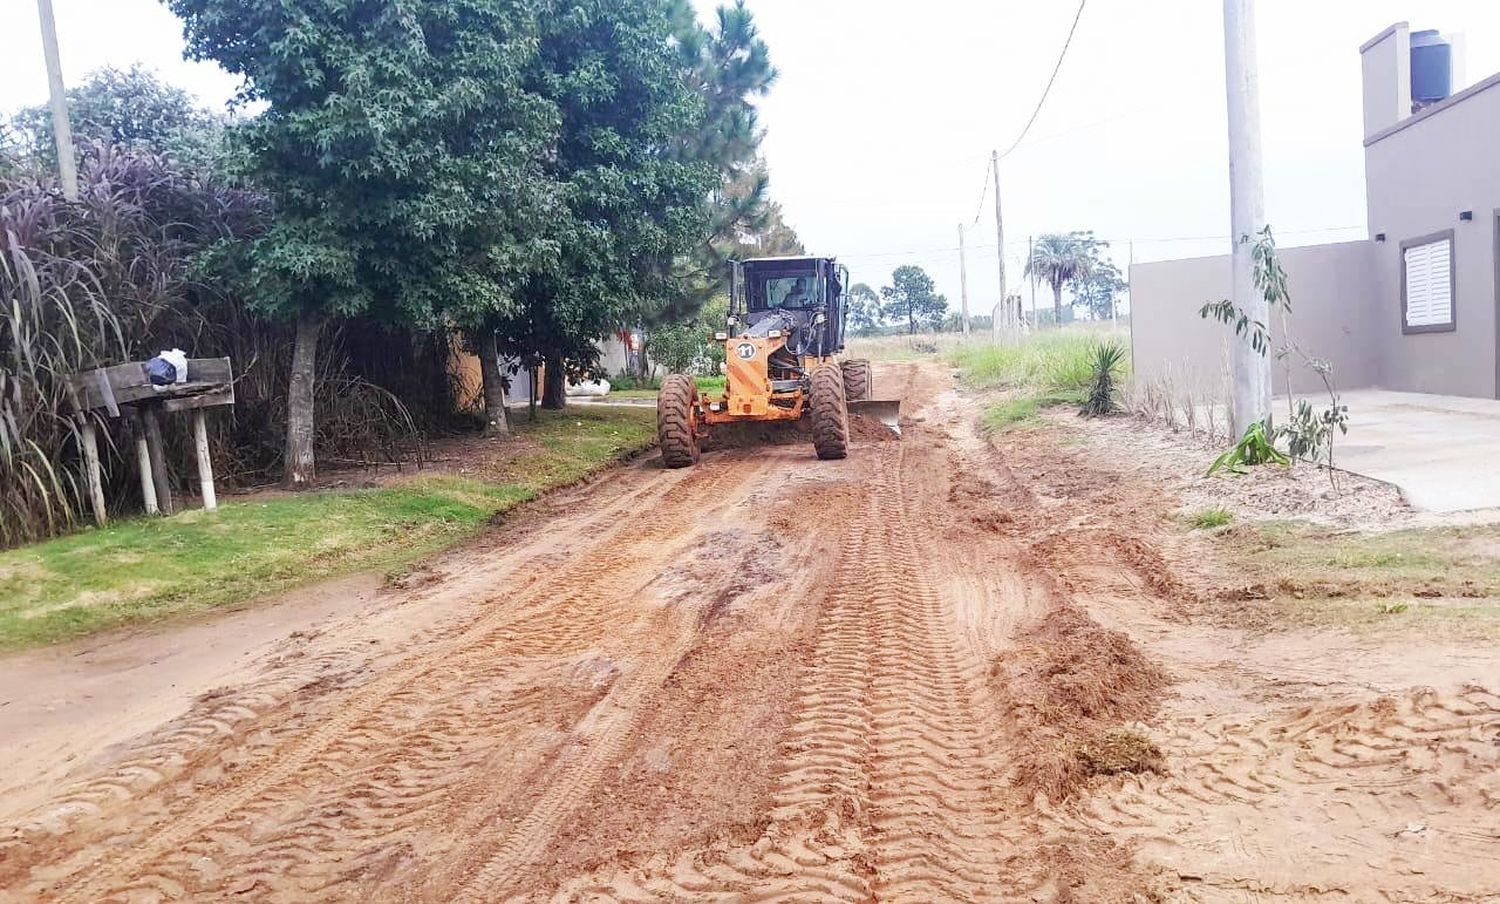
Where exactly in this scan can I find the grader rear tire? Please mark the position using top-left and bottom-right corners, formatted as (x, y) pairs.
(810, 365), (849, 460)
(658, 374), (701, 468)
(841, 358), (873, 402)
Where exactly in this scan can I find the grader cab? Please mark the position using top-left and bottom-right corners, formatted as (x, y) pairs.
(657, 255), (899, 468)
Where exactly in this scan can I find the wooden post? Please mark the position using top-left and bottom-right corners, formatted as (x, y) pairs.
(77, 417), (106, 525)
(127, 409), (158, 515)
(192, 410), (217, 512)
(142, 406), (175, 516)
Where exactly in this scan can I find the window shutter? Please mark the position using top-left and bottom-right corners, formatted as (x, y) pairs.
(1404, 238), (1453, 328)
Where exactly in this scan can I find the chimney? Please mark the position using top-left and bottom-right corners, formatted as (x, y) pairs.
(1360, 22), (1410, 139)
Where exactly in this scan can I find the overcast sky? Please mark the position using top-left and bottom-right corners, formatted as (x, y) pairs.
(6, 0), (1500, 315)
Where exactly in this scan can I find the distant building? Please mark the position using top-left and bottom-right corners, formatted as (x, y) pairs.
(1132, 22), (1500, 399)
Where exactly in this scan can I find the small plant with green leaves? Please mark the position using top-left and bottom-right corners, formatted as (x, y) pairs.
(1197, 227), (1350, 485)
(1189, 506), (1234, 530)
(1208, 421), (1290, 476)
(1080, 341), (1126, 418)
(1378, 601), (1410, 615)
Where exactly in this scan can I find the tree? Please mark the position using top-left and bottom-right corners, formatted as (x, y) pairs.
(497, 0), (727, 409)
(1072, 258), (1127, 321)
(167, 0), (554, 485)
(1025, 232), (1104, 325)
(649, 296), (729, 375)
(847, 282), (883, 336)
(880, 266), (948, 335)
(674, 1), (784, 301)
(7, 65), (226, 170)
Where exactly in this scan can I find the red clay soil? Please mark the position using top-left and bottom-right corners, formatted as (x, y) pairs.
(1, 362), (1496, 903)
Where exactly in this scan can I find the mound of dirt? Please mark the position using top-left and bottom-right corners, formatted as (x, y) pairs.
(992, 604), (1169, 802)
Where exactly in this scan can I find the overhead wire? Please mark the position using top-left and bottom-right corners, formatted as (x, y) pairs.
(998, 0), (1088, 161)
(962, 0), (1088, 233)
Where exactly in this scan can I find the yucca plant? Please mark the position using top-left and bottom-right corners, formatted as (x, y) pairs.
(1207, 421), (1289, 476)
(1079, 341), (1126, 418)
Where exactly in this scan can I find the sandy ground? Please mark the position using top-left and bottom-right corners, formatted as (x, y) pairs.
(1, 362), (1497, 902)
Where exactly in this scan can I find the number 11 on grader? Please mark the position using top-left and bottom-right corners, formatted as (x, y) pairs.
(656, 256), (901, 467)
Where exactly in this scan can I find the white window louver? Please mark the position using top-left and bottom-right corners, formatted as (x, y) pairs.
(1404, 237), (1453, 329)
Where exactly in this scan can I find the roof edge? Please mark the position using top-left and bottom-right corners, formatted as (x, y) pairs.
(1359, 21), (1409, 54)
(1364, 70), (1500, 146)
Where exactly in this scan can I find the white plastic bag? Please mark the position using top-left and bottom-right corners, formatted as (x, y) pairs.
(159, 348), (189, 383)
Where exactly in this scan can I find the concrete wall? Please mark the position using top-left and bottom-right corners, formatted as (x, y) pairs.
(1130, 241), (1380, 396)
(1361, 23), (1411, 139)
(1364, 73), (1500, 398)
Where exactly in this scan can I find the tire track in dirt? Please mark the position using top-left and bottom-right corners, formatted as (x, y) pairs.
(18, 456), (769, 903)
(545, 430), (1013, 903)
(1066, 684), (1500, 901)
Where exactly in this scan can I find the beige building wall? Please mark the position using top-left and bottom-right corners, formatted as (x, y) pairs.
(1130, 241), (1380, 397)
(1364, 73), (1500, 398)
(1360, 23), (1411, 139)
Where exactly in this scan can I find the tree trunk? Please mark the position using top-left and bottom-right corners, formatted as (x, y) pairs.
(477, 330), (510, 436)
(285, 310), (320, 488)
(637, 335), (651, 381)
(1052, 283), (1064, 326)
(907, 306), (915, 335)
(541, 349), (567, 409)
(529, 365), (539, 422)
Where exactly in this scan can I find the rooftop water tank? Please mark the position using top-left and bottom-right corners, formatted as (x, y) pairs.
(1411, 29), (1453, 108)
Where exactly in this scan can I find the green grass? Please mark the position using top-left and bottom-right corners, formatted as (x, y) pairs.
(1216, 520), (1500, 637)
(980, 391), (1084, 434)
(1188, 506), (1234, 530)
(609, 375), (725, 400)
(946, 327), (1129, 432)
(948, 328), (1128, 395)
(0, 407), (656, 649)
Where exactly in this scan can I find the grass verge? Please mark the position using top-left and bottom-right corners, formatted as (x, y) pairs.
(0, 406), (656, 650)
(607, 375), (725, 400)
(1213, 520), (1500, 637)
(947, 327), (1129, 431)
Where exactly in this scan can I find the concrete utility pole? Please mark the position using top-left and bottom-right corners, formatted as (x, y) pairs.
(990, 150), (1007, 339)
(957, 224), (971, 335)
(1223, 0), (1271, 435)
(36, 0), (79, 200)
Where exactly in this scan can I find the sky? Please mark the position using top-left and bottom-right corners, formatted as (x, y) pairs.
(6, 0), (1500, 317)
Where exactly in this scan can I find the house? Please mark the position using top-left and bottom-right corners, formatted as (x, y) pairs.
(1131, 23), (1500, 399)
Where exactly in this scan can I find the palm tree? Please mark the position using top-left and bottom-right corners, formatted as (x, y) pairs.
(1025, 232), (1101, 326)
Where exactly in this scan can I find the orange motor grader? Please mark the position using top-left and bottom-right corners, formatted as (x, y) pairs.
(657, 255), (899, 467)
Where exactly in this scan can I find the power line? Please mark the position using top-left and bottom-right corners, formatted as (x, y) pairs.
(998, 0), (1088, 161)
(967, 164), (991, 227)
(837, 224), (1366, 263)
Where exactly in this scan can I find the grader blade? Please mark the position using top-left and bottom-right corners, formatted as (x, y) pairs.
(848, 398), (902, 435)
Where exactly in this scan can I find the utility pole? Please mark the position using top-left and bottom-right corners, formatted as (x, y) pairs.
(36, 0), (79, 200)
(957, 223), (971, 335)
(990, 150), (1007, 339)
(1027, 235), (1036, 327)
(1223, 0), (1270, 435)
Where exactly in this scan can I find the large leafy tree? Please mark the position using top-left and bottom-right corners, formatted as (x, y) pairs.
(7, 65), (226, 170)
(1025, 231), (1105, 326)
(881, 265), (948, 335)
(847, 282), (883, 336)
(496, 0), (717, 409)
(166, 0), (555, 485)
(1072, 257), (1127, 321)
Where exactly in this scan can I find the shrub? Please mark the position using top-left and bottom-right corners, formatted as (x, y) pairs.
(1208, 421), (1290, 476)
(1080, 341), (1126, 417)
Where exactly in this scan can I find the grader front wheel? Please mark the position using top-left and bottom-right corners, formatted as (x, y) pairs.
(658, 374), (701, 468)
(810, 366), (849, 460)
(841, 358), (873, 402)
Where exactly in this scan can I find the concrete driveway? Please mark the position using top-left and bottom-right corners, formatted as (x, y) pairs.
(1316, 390), (1500, 512)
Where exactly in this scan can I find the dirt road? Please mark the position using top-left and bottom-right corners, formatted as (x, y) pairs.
(3, 363), (1498, 902)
